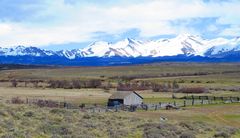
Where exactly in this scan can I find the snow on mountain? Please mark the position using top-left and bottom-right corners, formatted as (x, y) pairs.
(0, 46), (55, 56)
(80, 41), (111, 57)
(143, 33), (209, 57)
(79, 33), (213, 57)
(204, 37), (240, 56)
(56, 50), (76, 59)
(1, 34), (240, 59)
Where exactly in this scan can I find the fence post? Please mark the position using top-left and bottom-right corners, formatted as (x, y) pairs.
(201, 99), (203, 105)
(159, 102), (161, 108)
(192, 99), (194, 106)
(174, 101), (176, 106)
(64, 102), (67, 108)
(184, 100), (186, 107)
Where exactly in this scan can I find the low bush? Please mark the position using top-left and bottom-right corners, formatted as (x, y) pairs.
(180, 131), (196, 138)
(177, 87), (209, 94)
(214, 131), (230, 138)
(48, 79), (102, 89)
(23, 111), (34, 117)
(11, 97), (25, 104)
(0, 110), (8, 117)
(10, 80), (18, 87)
(214, 127), (238, 138)
(50, 108), (67, 114)
(143, 123), (182, 138)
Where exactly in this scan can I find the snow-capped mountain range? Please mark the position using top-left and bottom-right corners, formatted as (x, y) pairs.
(1, 33), (240, 60)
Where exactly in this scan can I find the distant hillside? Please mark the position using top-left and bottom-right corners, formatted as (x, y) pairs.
(0, 64), (56, 70)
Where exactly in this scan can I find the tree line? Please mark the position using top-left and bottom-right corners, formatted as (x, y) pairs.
(9, 79), (208, 94)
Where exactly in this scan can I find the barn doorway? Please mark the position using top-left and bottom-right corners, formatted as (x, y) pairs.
(107, 99), (123, 106)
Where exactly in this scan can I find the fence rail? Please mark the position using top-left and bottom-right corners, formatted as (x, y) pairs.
(5, 96), (240, 112)
(179, 95), (240, 101)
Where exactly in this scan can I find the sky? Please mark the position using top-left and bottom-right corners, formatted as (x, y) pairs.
(0, 0), (239, 50)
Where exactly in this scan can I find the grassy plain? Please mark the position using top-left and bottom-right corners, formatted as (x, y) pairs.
(0, 62), (240, 80)
(0, 63), (240, 137)
(0, 102), (240, 137)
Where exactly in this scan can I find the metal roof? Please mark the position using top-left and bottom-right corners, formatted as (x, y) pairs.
(109, 91), (143, 99)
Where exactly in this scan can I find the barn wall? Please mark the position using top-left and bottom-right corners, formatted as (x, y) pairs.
(124, 93), (142, 105)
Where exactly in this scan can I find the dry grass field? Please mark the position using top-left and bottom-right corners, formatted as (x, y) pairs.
(0, 63), (240, 137)
(0, 99), (239, 137)
(1, 63), (240, 80)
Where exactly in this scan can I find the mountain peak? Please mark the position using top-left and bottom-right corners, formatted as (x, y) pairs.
(125, 38), (143, 46)
(1, 34), (240, 59)
(14, 45), (26, 49)
(176, 33), (200, 39)
(126, 37), (135, 41)
(90, 41), (109, 46)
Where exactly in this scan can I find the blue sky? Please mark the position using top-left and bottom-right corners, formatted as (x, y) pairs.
(0, 0), (239, 50)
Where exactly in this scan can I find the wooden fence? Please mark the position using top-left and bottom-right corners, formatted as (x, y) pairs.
(5, 95), (240, 112)
(179, 95), (240, 101)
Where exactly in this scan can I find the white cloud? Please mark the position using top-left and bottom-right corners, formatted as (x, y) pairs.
(0, 0), (239, 47)
(0, 23), (12, 35)
(220, 25), (240, 36)
(207, 25), (218, 32)
(0, 23), (94, 47)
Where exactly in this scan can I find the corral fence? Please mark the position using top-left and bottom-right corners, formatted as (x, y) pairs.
(4, 95), (240, 112)
(179, 95), (240, 101)
(6, 97), (129, 113)
(141, 95), (240, 110)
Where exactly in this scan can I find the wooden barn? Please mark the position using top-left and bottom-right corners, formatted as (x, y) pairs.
(108, 91), (143, 106)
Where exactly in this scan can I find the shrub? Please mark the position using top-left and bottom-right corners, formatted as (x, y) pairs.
(32, 81), (39, 88)
(62, 80), (73, 89)
(0, 110), (8, 117)
(178, 79), (185, 83)
(206, 81), (215, 83)
(143, 123), (179, 138)
(82, 114), (91, 119)
(30, 99), (59, 108)
(50, 108), (67, 114)
(23, 111), (34, 117)
(172, 80), (179, 89)
(214, 131), (230, 138)
(39, 123), (72, 136)
(11, 97), (24, 104)
(179, 122), (194, 131)
(177, 87), (209, 94)
(48, 79), (103, 89)
(152, 83), (170, 92)
(214, 127), (238, 138)
(10, 80), (18, 87)
(196, 80), (202, 83)
(87, 79), (102, 88)
(72, 80), (81, 89)
(180, 131), (196, 138)
(117, 81), (151, 91)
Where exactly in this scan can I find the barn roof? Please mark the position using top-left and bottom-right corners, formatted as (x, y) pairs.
(109, 91), (143, 99)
